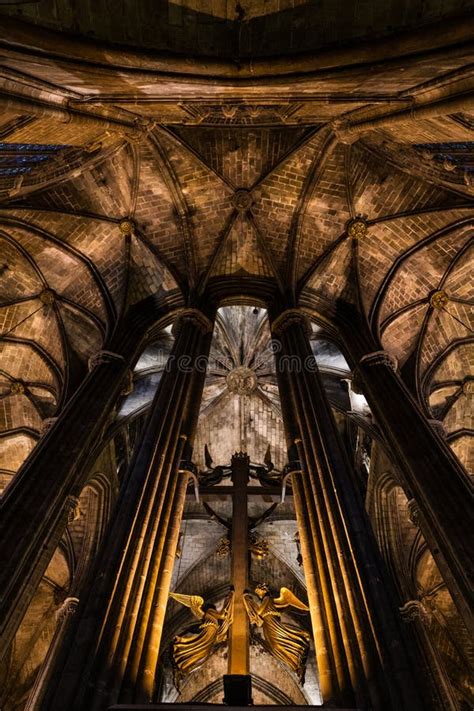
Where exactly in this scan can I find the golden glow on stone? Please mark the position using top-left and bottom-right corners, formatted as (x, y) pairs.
(176, 0), (308, 21)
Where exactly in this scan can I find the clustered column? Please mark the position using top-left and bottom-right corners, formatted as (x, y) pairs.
(338, 304), (474, 633)
(0, 303), (160, 657)
(40, 307), (214, 711)
(399, 600), (459, 711)
(270, 308), (423, 711)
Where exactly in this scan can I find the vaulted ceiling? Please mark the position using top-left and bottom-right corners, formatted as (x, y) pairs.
(0, 9), (472, 488)
(0, 0), (472, 57)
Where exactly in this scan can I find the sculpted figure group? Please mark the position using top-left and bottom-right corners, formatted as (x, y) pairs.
(169, 584), (310, 688)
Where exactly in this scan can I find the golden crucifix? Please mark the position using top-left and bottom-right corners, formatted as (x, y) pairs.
(228, 451), (251, 675)
(169, 450), (310, 695)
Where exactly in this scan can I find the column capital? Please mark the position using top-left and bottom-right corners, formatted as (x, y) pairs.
(359, 349), (398, 372)
(407, 497), (422, 527)
(88, 350), (126, 372)
(120, 368), (134, 396)
(172, 308), (213, 336)
(331, 118), (360, 145)
(65, 495), (81, 524)
(40, 417), (58, 435)
(428, 419), (447, 440)
(399, 600), (431, 625)
(56, 596), (80, 622)
(271, 308), (312, 337)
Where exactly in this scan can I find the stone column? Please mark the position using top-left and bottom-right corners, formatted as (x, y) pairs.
(40, 308), (214, 711)
(228, 453), (250, 677)
(338, 303), (474, 633)
(399, 600), (458, 711)
(270, 308), (424, 711)
(24, 597), (80, 711)
(0, 301), (166, 657)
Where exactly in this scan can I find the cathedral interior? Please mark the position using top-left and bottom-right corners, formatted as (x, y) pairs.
(0, 1), (473, 710)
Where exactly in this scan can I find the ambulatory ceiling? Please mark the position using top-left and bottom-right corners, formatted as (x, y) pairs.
(0, 5), (473, 486)
(1, 0), (473, 57)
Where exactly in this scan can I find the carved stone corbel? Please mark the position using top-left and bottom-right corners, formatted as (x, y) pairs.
(88, 350), (126, 372)
(407, 497), (422, 527)
(359, 350), (398, 372)
(40, 417), (58, 435)
(331, 118), (360, 145)
(56, 596), (80, 622)
(399, 599), (431, 625)
(428, 419), (447, 440)
(116, 118), (155, 144)
(120, 368), (134, 396)
(65, 495), (81, 524)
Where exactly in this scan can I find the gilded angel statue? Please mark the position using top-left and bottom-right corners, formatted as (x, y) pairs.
(243, 583), (311, 682)
(169, 589), (234, 689)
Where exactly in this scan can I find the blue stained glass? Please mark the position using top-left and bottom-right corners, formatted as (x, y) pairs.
(0, 167), (30, 175)
(414, 142), (474, 173)
(0, 143), (65, 151)
(0, 155), (50, 164)
(414, 142), (474, 151)
(0, 142), (69, 179)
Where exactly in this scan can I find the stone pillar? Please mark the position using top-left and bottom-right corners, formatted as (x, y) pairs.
(270, 308), (424, 711)
(399, 601), (458, 711)
(0, 303), (164, 657)
(24, 598), (80, 711)
(338, 303), (474, 633)
(40, 308), (214, 711)
(228, 453), (250, 677)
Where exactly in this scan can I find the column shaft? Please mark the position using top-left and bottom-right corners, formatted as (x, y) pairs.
(275, 364), (344, 702)
(41, 308), (213, 710)
(0, 306), (159, 656)
(402, 610), (458, 711)
(229, 454), (250, 676)
(271, 309), (424, 711)
(339, 304), (474, 631)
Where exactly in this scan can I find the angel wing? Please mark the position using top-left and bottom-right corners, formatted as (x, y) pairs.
(273, 587), (309, 612)
(243, 592), (264, 627)
(215, 590), (234, 644)
(169, 592), (205, 620)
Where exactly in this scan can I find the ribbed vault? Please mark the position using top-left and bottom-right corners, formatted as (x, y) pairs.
(0, 159), (181, 490)
(0, 14), (472, 478)
(1, 0), (472, 58)
(0, 11), (473, 711)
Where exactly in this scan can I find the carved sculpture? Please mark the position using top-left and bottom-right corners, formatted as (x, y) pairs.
(243, 584), (310, 682)
(169, 590), (234, 689)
